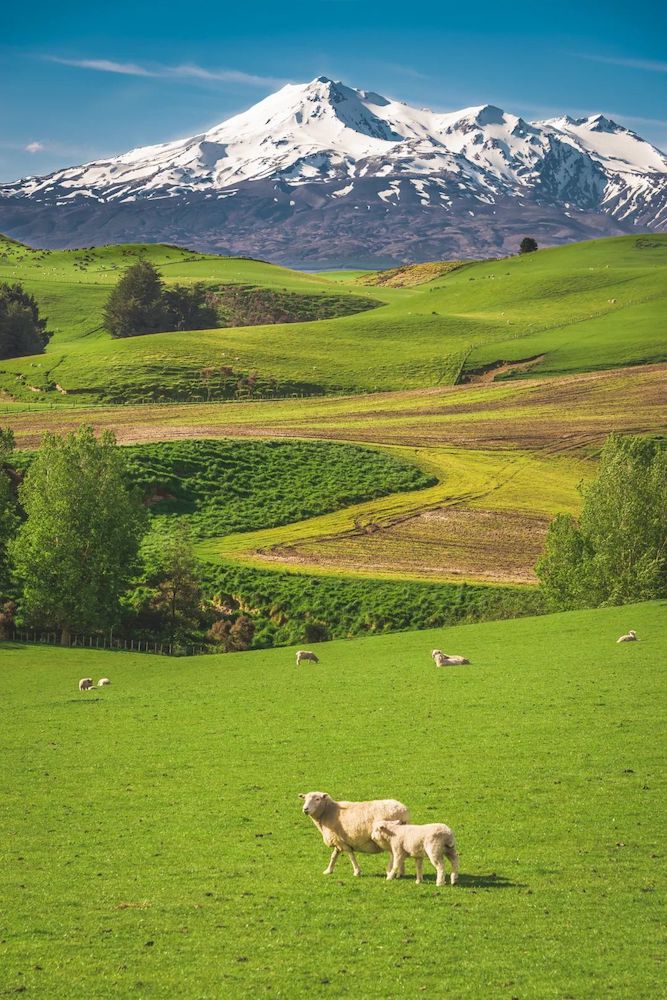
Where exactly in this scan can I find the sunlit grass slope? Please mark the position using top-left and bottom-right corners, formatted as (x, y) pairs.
(0, 234), (664, 403)
(1, 600), (664, 998)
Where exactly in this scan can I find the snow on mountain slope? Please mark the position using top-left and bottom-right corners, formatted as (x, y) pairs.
(1, 76), (665, 265)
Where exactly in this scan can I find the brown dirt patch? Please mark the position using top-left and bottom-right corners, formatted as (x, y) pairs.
(262, 506), (551, 585)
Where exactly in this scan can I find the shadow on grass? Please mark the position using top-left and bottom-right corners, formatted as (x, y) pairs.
(456, 872), (523, 889)
(66, 698), (103, 704)
(367, 871), (523, 889)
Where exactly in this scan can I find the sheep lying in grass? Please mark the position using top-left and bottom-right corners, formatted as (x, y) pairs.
(78, 678), (94, 691)
(296, 650), (319, 666)
(432, 649), (470, 666)
(300, 791), (410, 876)
(372, 819), (459, 886)
(617, 630), (638, 643)
(97, 678), (111, 686)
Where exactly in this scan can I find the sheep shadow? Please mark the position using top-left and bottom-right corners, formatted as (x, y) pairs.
(370, 871), (523, 889)
(66, 697), (103, 704)
(456, 872), (524, 889)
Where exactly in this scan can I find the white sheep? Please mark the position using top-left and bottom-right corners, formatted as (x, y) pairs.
(432, 649), (470, 666)
(617, 630), (638, 643)
(372, 819), (459, 886)
(78, 678), (94, 691)
(97, 678), (111, 686)
(296, 650), (319, 666)
(300, 791), (410, 876)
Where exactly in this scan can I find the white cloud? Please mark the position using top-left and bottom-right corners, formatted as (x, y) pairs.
(25, 141), (45, 153)
(45, 55), (288, 88)
(576, 53), (667, 74)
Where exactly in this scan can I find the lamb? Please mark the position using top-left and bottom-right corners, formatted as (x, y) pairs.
(97, 678), (111, 686)
(299, 791), (410, 876)
(617, 630), (638, 643)
(296, 650), (319, 666)
(78, 678), (94, 691)
(432, 649), (470, 666)
(372, 819), (459, 886)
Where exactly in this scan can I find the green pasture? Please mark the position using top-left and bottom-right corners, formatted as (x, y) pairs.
(1, 600), (664, 998)
(0, 234), (665, 403)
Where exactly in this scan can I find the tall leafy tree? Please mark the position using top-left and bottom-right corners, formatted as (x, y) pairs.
(0, 283), (51, 359)
(537, 434), (667, 609)
(11, 426), (147, 643)
(103, 260), (165, 338)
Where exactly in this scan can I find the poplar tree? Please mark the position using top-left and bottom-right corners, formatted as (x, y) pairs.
(11, 426), (147, 643)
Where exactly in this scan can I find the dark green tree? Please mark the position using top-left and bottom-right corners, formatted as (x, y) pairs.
(519, 237), (538, 254)
(537, 434), (667, 609)
(162, 283), (218, 331)
(0, 283), (51, 359)
(103, 260), (165, 338)
(10, 426), (147, 643)
(146, 533), (202, 641)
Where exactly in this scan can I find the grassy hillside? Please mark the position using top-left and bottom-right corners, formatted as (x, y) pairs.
(1, 601), (664, 998)
(0, 234), (664, 403)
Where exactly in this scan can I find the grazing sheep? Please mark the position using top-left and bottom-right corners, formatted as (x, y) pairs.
(299, 791), (410, 876)
(372, 819), (459, 886)
(97, 678), (111, 687)
(617, 630), (638, 643)
(78, 678), (94, 691)
(296, 650), (319, 666)
(432, 649), (470, 666)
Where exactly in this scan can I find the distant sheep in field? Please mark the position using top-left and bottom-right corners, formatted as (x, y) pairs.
(617, 630), (638, 643)
(300, 791), (410, 876)
(97, 678), (111, 686)
(371, 819), (459, 886)
(78, 678), (94, 691)
(432, 649), (470, 666)
(296, 650), (319, 666)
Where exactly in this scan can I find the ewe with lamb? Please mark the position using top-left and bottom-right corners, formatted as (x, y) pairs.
(300, 791), (409, 876)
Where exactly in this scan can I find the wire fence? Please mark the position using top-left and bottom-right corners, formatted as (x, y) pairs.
(9, 630), (211, 657)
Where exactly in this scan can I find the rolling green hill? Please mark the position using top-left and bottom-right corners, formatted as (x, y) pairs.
(0, 234), (665, 404)
(1, 601), (664, 998)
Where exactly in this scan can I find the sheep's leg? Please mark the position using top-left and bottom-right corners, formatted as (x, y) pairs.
(387, 847), (405, 880)
(323, 847), (341, 875)
(446, 846), (460, 885)
(427, 847), (446, 886)
(342, 846), (362, 876)
(415, 857), (424, 884)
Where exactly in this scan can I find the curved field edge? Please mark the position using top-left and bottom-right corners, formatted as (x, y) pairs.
(196, 445), (592, 586)
(1, 600), (665, 999)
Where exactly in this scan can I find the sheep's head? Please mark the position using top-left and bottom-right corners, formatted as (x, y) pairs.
(629, 630), (636, 637)
(299, 791), (329, 817)
(371, 820), (399, 844)
(431, 649), (442, 660)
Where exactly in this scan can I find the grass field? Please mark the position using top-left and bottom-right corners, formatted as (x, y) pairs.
(1, 601), (664, 998)
(0, 233), (665, 404)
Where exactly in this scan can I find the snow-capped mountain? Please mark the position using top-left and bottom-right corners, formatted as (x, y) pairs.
(1, 77), (665, 266)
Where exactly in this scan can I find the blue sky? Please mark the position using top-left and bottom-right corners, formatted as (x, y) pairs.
(2, 0), (666, 181)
